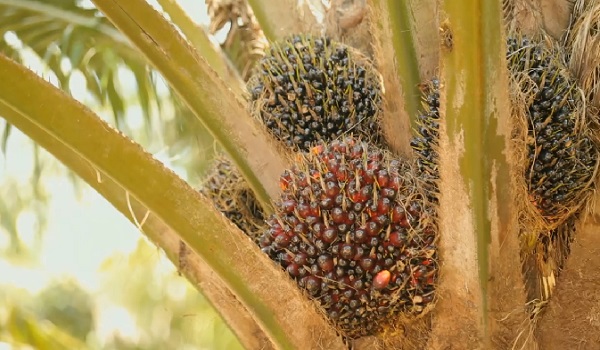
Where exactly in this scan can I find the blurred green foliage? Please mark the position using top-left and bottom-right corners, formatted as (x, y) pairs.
(0, 176), (48, 262)
(34, 279), (94, 340)
(0, 239), (243, 349)
(97, 240), (243, 350)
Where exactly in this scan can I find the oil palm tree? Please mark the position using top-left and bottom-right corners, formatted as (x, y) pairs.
(1, 0), (599, 349)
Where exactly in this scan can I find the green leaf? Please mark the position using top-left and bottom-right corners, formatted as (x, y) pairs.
(0, 0), (146, 110)
(0, 0), (203, 152)
(0, 53), (345, 350)
(6, 307), (88, 350)
(0, 190), (21, 252)
(1, 120), (10, 152)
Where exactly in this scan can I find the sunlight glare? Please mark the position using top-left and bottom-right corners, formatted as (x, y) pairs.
(3, 31), (22, 49)
(95, 305), (140, 345)
(69, 69), (91, 102)
(15, 211), (38, 248)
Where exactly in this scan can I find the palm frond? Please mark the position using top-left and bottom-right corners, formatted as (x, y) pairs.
(0, 0), (218, 246)
(0, 0), (146, 120)
(0, 0), (212, 160)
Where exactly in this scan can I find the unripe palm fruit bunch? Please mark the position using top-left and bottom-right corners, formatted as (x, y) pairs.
(200, 156), (266, 243)
(259, 138), (437, 338)
(506, 35), (598, 221)
(248, 34), (384, 151)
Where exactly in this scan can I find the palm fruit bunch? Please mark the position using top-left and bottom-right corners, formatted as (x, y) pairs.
(248, 34), (384, 151)
(410, 79), (441, 202)
(200, 156), (266, 243)
(259, 138), (437, 338)
(506, 35), (598, 302)
(506, 35), (598, 220)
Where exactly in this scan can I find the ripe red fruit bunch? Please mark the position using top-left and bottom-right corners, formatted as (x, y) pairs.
(259, 138), (437, 338)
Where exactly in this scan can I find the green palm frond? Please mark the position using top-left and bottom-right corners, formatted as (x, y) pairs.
(0, 0), (148, 121)
(0, 0), (220, 171)
(0, 0), (216, 249)
(0, 0), (213, 163)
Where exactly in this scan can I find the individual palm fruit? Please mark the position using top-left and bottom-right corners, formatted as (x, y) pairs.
(248, 34), (384, 151)
(410, 79), (440, 202)
(506, 35), (598, 220)
(200, 156), (265, 242)
(259, 138), (437, 338)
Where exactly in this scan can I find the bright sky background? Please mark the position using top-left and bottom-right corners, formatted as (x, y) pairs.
(0, 0), (218, 345)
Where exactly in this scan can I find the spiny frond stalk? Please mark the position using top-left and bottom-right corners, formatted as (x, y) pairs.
(92, 0), (290, 211)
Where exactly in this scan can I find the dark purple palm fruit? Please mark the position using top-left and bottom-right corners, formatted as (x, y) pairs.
(259, 138), (437, 339)
(414, 37), (600, 213)
(506, 35), (598, 220)
(200, 156), (266, 243)
(248, 34), (384, 151)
